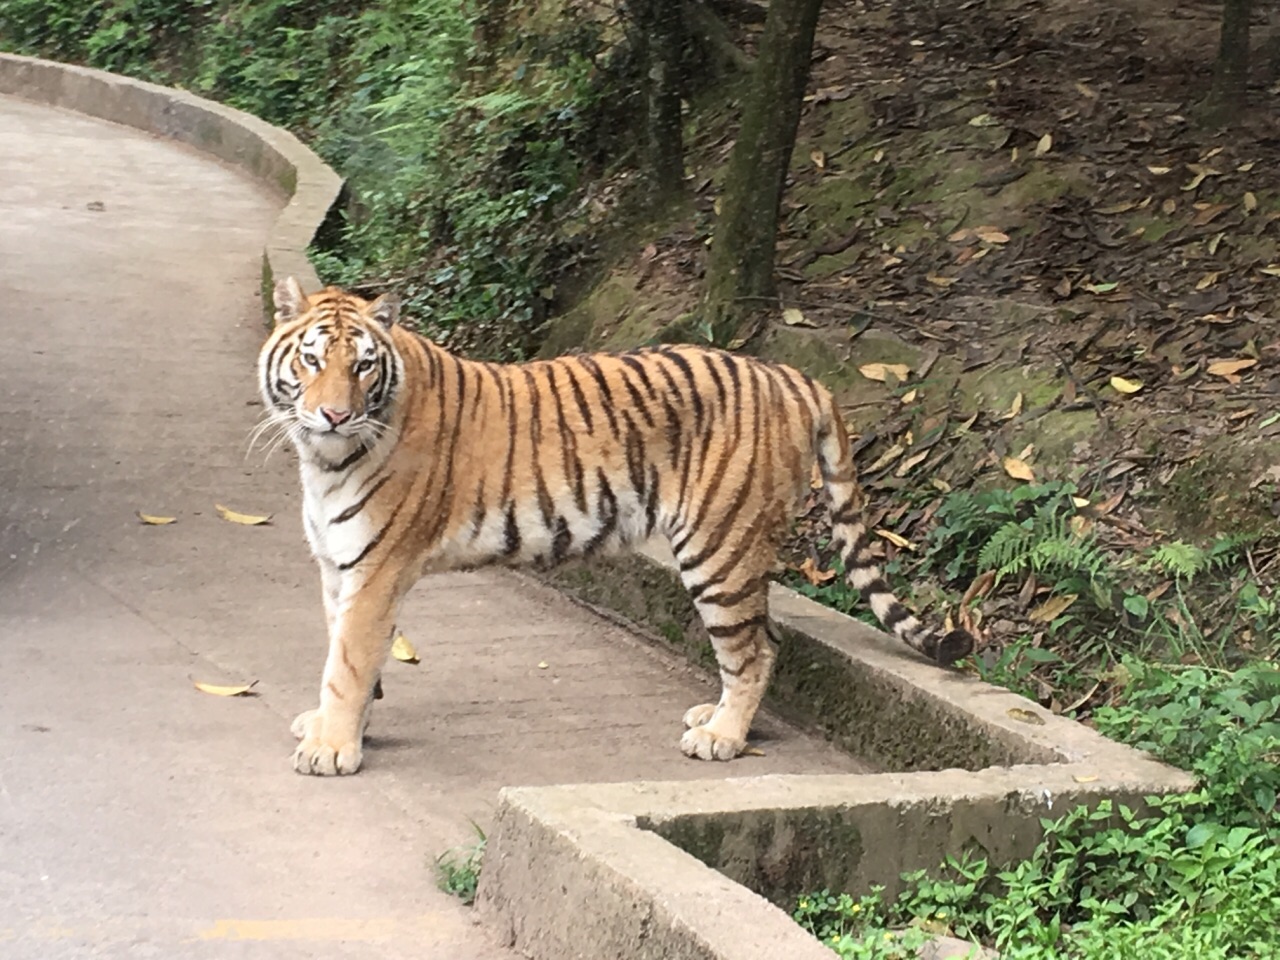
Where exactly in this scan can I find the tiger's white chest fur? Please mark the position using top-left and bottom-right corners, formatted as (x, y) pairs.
(298, 442), (384, 570)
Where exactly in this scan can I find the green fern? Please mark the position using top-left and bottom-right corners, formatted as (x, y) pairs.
(1146, 541), (1209, 580)
(979, 521), (1035, 580)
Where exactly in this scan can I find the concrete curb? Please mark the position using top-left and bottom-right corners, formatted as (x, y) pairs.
(0, 52), (342, 309)
(481, 549), (1196, 960)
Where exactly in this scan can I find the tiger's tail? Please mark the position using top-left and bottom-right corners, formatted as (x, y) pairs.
(814, 401), (974, 666)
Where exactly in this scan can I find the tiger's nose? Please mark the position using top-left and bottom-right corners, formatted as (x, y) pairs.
(320, 407), (351, 426)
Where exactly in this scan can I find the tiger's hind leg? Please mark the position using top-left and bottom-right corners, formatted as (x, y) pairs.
(675, 555), (776, 761)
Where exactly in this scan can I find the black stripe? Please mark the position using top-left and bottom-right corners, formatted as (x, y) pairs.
(623, 410), (647, 495)
(331, 474), (390, 524)
(696, 577), (764, 607)
(579, 356), (620, 438)
(551, 515), (573, 563)
(620, 354), (659, 399)
(502, 503), (521, 556)
(561, 360), (596, 434)
(644, 463), (661, 536)
(581, 470), (618, 554)
(882, 603), (912, 632)
(616, 366), (657, 429)
(707, 614), (768, 638)
(322, 443), (369, 472)
(860, 577), (891, 598)
(525, 368), (555, 527)
(664, 349), (707, 430)
(499, 372), (519, 504)
(336, 514), (394, 571)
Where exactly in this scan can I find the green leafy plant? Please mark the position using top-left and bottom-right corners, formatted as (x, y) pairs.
(436, 822), (487, 905)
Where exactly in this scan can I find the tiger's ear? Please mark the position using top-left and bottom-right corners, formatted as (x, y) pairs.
(273, 276), (309, 325)
(369, 293), (400, 328)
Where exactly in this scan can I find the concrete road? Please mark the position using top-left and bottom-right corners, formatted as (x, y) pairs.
(0, 95), (863, 958)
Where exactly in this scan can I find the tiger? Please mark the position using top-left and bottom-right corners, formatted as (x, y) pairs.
(258, 277), (974, 776)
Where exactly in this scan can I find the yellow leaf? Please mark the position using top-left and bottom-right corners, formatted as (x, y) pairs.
(1260, 265), (1280, 277)
(214, 503), (272, 526)
(858, 362), (911, 383)
(1006, 707), (1046, 725)
(782, 306), (815, 327)
(391, 633), (420, 664)
(1161, 198), (1176, 215)
(1244, 191), (1258, 213)
(1195, 271), (1220, 290)
(1005, 391), (1023, 419)
(1181, 172), (1207, 192)
(895, 449), (931, 478)
(1207, 358), (1258, 378)
(926, 273), (957, 287)
(1071, 496), (1091, 508)
(810, 149), (826, 169)
(797, 556), (837, 585)
(1029, 593), (1078, 622)
(968, 113), (996, 126)
(1237, 161), (1256, 172)
(901, 388), (918, 404)
(867, 442), (905, 472)
(1094, 201), (1136, 215)
(1003, 457), (1035, 482)
(974, 225), (1010, 244)
(1109, 375), (1143, 394)
(931, 478), (952, 493)
(1146, 165), (1172, 175)
(1072, 774), (1100, 783)
(194, 680), (258, 697)
(537, 660), (549, 669)
(741, 745), (767, 757)
(872, 148), (885, 163)
(875, 528), (915, 550)
(137, 512), (177, 525)
(1075, 81), (1098, 99)
(1034, 132), (1052, 156)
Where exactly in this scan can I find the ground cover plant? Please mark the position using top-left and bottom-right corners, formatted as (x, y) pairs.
(793, 658), (1280, 959)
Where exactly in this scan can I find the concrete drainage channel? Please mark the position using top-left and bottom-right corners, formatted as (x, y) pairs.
(490, 550), (1195, 959)
(1, 54), (1196, 960)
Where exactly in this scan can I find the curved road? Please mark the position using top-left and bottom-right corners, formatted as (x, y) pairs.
(0, 95), (861, 958)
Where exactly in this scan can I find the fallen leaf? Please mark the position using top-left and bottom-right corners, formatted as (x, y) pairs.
(1006, 707), (1046, 725)
(1071, 496), (1090, 508)
(809, 149), (826, 170)
(137, 512), (177, 525)
(1244, 192), (1258, 213)
(1260, 265), (1280, 277)
(781, 306), (816, 327)
(1238, 161), (1256, 172)
(1034, 132), (1052, 156)
(391, 633), (420, 664)
(1005, 392), (1023, 419)
(867, 442), (905, 472)
(858, 362), (911, 382)
(1030, 593), (1078, 622)
(1206, 358), (1257, 378)
(741, 745), (767, 757)
(1094, 201), (1136, 215)
(1195, 271), (1220, 290)
(974, 225), (1010, 244)
(214, 503), (272, 526)
(901, 388), (918, 404)
(1072, 774), (1099, 783)
(968, 113), (997, 126)
(1109, 375), (1143, 394)
(926, 273), (958, 287)
(1075, 81), (1098, 98)
(931, 478), (952, 493)
(875, 528), (915, 550)
(1003, 457), (1035, 482)
(537, 660), (549, 669)
(797, 555), (837, 585)
(1146, 165), (1172, 175)
(895, 449), (931, 477)
(1161, 198), (1176, 215)
(194, 680), (258, 697)
(947, 228), (972, 242)
(1083, 281), (1118, 294)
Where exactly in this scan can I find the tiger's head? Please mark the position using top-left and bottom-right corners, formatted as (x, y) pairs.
(258, 277), (403, 447)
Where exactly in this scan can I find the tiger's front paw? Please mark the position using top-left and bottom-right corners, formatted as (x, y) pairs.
(293, 734), (363, 776)
(682, 703), (717, 729)
(290, 708), (320, 740)
(680, 723), (746, 761)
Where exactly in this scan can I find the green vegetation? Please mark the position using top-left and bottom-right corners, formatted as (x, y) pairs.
(795, 660), (1280, 959)
(436, 823), (487, 905)
(1, 0), (617, 357)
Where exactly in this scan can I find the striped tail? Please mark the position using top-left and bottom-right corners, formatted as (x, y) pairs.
(814, 408), (973, 667)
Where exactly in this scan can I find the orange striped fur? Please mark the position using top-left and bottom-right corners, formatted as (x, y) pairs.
(260, 278), (973, 775)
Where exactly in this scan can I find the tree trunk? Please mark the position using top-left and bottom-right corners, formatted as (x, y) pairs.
(1209, 0), (1252, 122)
(700, 0), (824, 345)
(634, 0), (687, 196)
